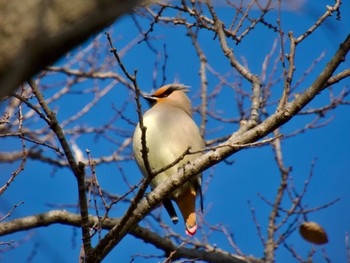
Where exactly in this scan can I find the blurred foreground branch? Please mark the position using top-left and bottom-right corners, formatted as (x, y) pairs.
(0, 0), (151, 99)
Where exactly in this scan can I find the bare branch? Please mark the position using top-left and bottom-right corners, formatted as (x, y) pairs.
(188, 28), (208, 138)
(0, 210), (249, 263)
(28, 79), (93, 257)
(0, 201), (24, 222)
(295, 1), (342, 44)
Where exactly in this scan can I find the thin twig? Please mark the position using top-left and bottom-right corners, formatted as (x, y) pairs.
(187, 28), (208, 138)
(0, 201), (24, 222)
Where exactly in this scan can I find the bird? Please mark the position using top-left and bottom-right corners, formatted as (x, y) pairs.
(132, 84), (204, 236)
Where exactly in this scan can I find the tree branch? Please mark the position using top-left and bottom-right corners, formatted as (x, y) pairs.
(28, 80), (93, 258)
(0, 210), (250, 263)
(0, 0), (152, 99)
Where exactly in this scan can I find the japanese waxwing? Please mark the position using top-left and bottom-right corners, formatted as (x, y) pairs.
(132, 84), (204, 236)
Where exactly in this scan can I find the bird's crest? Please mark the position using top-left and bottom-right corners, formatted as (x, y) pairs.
(152, 84), (190, 98)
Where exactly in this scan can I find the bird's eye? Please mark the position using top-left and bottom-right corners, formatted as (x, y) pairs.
(159, 93), (170, 98)
(156, 88), (174, 98)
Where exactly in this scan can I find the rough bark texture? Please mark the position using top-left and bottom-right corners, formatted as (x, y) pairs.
(0, 0), (146, 98)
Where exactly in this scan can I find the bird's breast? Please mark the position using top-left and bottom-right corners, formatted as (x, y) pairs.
(133, 107), (203, 191)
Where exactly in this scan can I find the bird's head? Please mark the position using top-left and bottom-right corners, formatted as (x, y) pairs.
(142, 84), (192, 116)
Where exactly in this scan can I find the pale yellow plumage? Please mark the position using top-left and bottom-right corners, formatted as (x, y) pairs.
(132, 84), (204, 235)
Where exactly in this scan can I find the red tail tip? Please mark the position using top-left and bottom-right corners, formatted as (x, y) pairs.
(185, 225), (197, 236)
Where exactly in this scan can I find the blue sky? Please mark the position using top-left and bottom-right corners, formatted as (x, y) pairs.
(1, 1), (350, 262)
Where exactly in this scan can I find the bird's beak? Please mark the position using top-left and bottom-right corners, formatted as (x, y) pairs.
(141, 92), (157, 107)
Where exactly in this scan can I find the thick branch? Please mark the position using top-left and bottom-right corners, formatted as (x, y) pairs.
(0, 0), (150, 99)
(0, 210), (249, 263)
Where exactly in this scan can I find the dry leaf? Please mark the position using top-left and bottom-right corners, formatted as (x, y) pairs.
(299, 221), (328, 245)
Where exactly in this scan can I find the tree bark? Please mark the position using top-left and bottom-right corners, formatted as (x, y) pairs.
(0, 0), (147, 99)
(0, 210), (249, 263)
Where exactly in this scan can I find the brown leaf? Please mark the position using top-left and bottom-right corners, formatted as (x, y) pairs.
(299, 221), (328, 245)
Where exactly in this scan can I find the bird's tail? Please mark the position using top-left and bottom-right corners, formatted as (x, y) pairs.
(175, 187), (197, 236)
(163, 198), (179, 224)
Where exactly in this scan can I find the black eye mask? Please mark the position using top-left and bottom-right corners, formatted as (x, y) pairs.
(153, 86), (177, 98)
